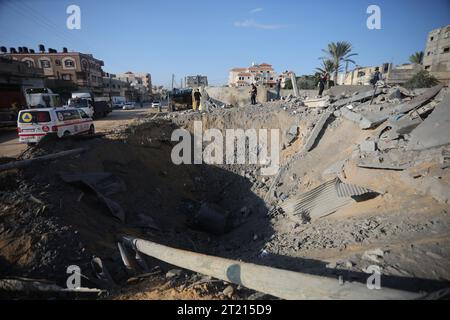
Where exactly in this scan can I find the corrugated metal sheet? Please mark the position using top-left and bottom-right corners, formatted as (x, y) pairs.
(281, 177), (375, 221)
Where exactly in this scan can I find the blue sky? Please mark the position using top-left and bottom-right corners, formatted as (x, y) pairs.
(0, 0), (449, 87)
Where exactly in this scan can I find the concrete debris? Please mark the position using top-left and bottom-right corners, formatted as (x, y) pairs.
(281, 177), (377, 222)
(333, 89), (379, 109)
(360, 140), (377, 153)
(389, 116), (422, 135)
(60, 172), (126, 222)
(323, 159), (347, 177)
(362, 248), (385, 263)
(303, 111), (332, 152)
(166, 269), (183, 279)
(394, 84), (443, 115)
(304, 96), (330, 108)
(0, 278), (105, 296)
(401, 172), (450, 205)
(407, 93), (450, 151)
(286, 125), (299, 144)
(222, 285), (235, 298)
(441, 148), (450, 168)
(358, 161), (410, 171)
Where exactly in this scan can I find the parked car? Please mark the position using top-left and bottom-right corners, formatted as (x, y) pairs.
(122, 102), (136, 110)
(17, 107), (94, 144)
(151, 101), (161, 108)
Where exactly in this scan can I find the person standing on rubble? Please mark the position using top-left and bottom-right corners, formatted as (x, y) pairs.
(318, 72), (327, 97)
(250, 83), (257, 105)
(193, 88), (201, 111)
(370, 67), (383, 87)
(276, 78), (282, 100)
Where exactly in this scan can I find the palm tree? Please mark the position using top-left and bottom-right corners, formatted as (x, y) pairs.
(409, 51), (424, 65)
(321, 41), (358, 84)
(316, 59), (335, 74)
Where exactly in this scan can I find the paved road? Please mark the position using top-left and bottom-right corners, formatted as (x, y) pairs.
(0, 105), (160, 158)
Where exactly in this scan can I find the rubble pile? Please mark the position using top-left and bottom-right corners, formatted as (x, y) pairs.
(0, 83), (449, 299)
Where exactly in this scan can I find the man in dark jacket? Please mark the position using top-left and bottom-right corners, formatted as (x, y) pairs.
(250, 84), (257, 105)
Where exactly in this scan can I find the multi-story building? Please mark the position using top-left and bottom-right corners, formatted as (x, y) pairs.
(185, 75), (208, 88)
(423, 24), (450, 84)
(116, 72), (152, 93)
(102, 72), (130, 98)
(228, 63), (277, 87)
(2, 45), (105, 95)
(0, 56), (45, 111)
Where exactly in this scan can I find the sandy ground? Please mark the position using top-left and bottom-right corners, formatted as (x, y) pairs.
(0, 105), (160, 158)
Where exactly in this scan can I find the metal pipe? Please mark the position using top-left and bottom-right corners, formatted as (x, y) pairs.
(122, 236), (422, 300)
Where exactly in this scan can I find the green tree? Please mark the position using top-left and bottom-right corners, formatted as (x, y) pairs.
(409, 51), (424, 65)
(321, 41), (357, 84)
(316, 59), (335, 75)
(404, 70), (439, 89)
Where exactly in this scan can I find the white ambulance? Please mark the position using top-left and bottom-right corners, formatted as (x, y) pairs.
(17, 107), (95, 144)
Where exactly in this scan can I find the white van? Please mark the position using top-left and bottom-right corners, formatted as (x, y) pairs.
(17, 107), (95, 144)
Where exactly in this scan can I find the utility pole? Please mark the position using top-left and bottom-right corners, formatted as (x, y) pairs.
(168, 74), (175, 112)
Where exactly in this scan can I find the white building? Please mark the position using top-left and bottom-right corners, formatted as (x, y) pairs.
(228, 63), (277, 87)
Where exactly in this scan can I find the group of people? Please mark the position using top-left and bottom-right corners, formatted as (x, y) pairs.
(193, 67), (384, 109)
(316, 67), (383, 97)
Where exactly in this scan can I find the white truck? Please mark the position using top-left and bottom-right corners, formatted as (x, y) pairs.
(25, 88), (61, 108)
(68, 92), (111, 119)
(111, 96), (126, 109)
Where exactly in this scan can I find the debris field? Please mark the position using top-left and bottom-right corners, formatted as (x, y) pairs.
(1, 84), (450, 299)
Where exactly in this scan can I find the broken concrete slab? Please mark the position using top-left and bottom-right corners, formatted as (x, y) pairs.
(341, 107), (390, 130)
(394, 84), (443, 115)
(286, 125), (299, 144)
(304, 96), (330, 108)
(304, 111), (332, 151)
(401, 172), (450, 205)
(358, 161), (410, 171)
(389, 116), (422, 135)
(407, 93), (450, 151)
(362, 248), (385, 263)
(333, 89), (380, 109)
(360, 140), (377, 152)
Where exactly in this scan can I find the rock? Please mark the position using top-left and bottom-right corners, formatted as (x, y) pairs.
(362, 248), (384, 263)
(360, 140), (377, 153)
(223, 285), (234, 298)
(286, 125), (299, 144)
(166, 269), (182, 279)
(345, 261), (355, 268)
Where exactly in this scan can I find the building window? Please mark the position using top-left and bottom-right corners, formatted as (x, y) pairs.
(427, 51), (432, 56)
(430, 36), (434, 41)
(22, 59), (34, 68)
(443, 47), (450, 54)
(424, 65), (431, 70)
(62, 74), (72, 81)
(81, 60), (88, 70)
(63, 58), (75, 68)
(40, 59), (51, 68)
